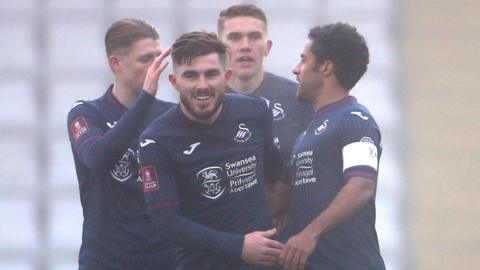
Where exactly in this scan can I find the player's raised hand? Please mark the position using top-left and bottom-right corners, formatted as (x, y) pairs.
(143, 47), (172, 96)
(241, 228), (284, 267)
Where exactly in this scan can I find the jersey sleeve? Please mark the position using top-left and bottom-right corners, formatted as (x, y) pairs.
(338, 110), (382, 182)
(138, 135), (245, 258)
(67, 90), (155, 172)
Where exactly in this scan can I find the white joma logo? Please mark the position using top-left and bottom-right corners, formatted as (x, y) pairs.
(184, 142), (201, 155)
(350, 111), (369, 120)
(140, 139), (156, 148)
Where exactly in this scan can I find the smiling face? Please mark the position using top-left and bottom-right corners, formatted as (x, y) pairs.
(219, 16), (272, 82)
(169, 53), (231, 124)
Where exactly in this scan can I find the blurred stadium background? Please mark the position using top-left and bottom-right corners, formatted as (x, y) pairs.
(0, 0), (478, 269)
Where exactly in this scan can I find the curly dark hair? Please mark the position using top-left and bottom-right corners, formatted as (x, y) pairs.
(308, 23), (369, 90)
(171, 31), (228, 66)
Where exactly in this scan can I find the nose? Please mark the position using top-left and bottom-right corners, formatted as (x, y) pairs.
(292, 64), (300, 76)
(239, 36), (251, 51)
(197, 76), (209, 90)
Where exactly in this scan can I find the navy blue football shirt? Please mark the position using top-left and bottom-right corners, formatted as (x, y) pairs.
(228, 72), (314, 165)
(138, 93), (284, 270)
(67, 86), (175, 270)
(282, 96), (386, 270)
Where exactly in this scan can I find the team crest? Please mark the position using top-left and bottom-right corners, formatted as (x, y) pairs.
(71, 116), (89, 141)
(272, 103), (285, 121)
(110, 148), (136, 182)
(196, 166), (225, 200)
(234, 123), (252, 143)
(315, 119), (329, 135)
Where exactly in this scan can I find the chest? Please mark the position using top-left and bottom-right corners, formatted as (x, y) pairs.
(166, 121), (267, 203)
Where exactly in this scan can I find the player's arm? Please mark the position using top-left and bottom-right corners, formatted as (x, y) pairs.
(139, 136), (284, 267)
(280, 176), (375, 270)
(67, 50), (170, 171)
(280, 112), (381, 270)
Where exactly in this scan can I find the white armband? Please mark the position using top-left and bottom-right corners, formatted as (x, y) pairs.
(342, 141), (378, 172)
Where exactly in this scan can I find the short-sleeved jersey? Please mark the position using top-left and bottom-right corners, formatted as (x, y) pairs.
(67, 86), (175, 270)
(282, 96), (386, 270)
(228, 72), (314, 164)
(139, 94), (282, 270)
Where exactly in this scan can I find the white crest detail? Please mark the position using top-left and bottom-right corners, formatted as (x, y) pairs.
(273, 137), (280, 150)
(196, 166), (225, 199)
(140, 139), (156, 148)
(110, 148), (136, 182)
(315, 119), (329, 135)
(234, 123), (252, 143)
(350, 111), (369, 120)
(184, 142), (201, 155)
(272, 103), (285, 121)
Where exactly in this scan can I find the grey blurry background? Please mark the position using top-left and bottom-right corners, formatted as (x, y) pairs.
(0, 0), (478, 270)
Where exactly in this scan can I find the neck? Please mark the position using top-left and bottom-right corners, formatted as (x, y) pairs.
(112, 81), (139, 108)
(228, 71), (265, 94)
(313, 84), (349, 112)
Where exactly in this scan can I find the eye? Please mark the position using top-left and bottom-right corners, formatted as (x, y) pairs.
(300, 55), (306, 63)
(182, 71), (197, 79)
(205, 69), (220, 78)
(248, 32), (263, 41)
(139, 55), (153, 63)
(227, 33), (242, 42)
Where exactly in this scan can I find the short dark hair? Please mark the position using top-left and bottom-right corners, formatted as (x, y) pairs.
(217, 3), (268, 34)
(171, 31), (227, 66)
(105, 18), (159, 56)
(308, 23), (369, 90)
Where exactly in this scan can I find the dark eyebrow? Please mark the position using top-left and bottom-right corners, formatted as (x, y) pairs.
(181, 70), (198, 77)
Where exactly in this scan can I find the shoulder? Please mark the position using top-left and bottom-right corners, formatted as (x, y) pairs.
(340, 101), (375, 122)
(262, 72), (298, 95)
(225, 93), (270, 116)
(153, 98), (176, 110)
(142, 105), (179, 137)
(264, 72), (297, 89)
(151, 98), (176, 116)
(337, 100), (380, 135)
(67, 99), (101, 122)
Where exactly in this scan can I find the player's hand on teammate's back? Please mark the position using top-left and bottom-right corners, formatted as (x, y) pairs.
(143, 47), (172, 96)
(241, 228), (284, 267)
(279, 229), (316, 270)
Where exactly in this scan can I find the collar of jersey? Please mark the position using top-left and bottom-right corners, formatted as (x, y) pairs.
(315, 95), (356, 117)
(106, 85), (128, 114)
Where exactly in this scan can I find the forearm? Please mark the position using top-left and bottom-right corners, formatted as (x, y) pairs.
(149, 207), (245, 258)
(303, 177), (375, 240)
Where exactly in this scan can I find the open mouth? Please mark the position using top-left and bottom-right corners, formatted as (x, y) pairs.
(193, 92), (213, 101)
